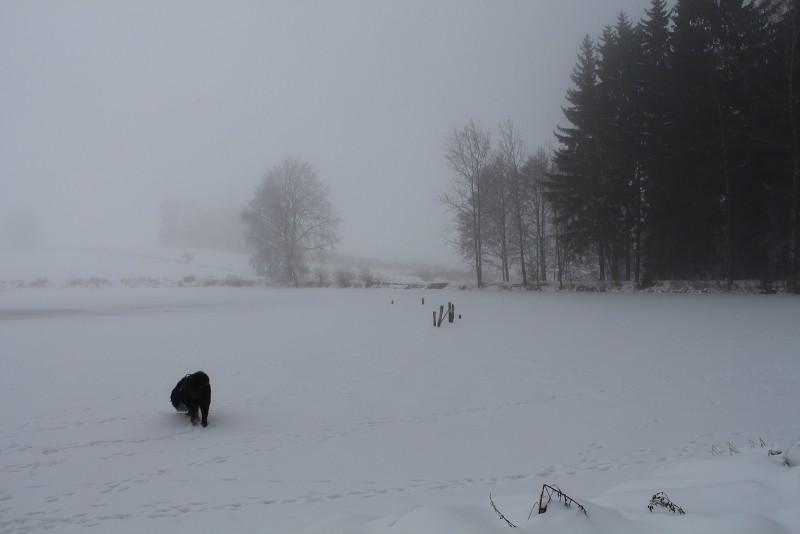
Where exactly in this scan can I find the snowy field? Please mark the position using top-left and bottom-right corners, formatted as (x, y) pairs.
(1, 250), (799, 533)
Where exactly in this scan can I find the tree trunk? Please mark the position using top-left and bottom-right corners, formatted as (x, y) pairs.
(718, 103), (735, 290)
(517, 214), (527, 287)
(537, 186), (547, 283)
(789, 33), (800, 289)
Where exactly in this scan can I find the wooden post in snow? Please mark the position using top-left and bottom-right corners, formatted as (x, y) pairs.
(437, 305), (445, 327)
(449, 303), (454, 323)
(433, 310), (437, 326)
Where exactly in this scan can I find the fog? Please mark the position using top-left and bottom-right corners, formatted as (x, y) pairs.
(1, 0), (657, 267)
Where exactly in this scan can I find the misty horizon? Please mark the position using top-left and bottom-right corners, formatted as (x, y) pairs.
(2, 0), (667, 268)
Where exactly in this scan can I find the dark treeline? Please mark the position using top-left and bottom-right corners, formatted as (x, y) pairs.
(548, 0), (799, 288)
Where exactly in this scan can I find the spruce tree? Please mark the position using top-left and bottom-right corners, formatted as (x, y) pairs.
(597, 13), (643, 281)
(637, 0), (673, 281)
(548, 36), (611, 280)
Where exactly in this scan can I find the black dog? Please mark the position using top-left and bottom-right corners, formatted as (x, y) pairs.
(170, 371), (211, 427)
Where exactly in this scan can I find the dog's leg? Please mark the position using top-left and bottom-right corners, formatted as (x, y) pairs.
(199, 386), (210, 427)
(187, 400), (200, 425)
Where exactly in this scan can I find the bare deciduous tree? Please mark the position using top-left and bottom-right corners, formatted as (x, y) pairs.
(242, 157), (340, 286)
(523, 148), (553, 286)
(481, 154), (513, 282)
(498, 117), (528, 285)
(441, 119), (492, 287)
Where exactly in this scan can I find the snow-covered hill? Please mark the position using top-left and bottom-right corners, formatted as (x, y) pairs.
(0, 247), (256, 288)
(0, 247), (454, 289)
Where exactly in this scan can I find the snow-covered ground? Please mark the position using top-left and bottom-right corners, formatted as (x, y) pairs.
(1, 249), (798, 533)
(0, 247), (256, 288)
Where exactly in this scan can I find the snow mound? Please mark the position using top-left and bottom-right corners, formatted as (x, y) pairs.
(303, 451), (799, 534)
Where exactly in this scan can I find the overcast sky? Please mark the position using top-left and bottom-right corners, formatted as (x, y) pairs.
(1, 0), (662, 267)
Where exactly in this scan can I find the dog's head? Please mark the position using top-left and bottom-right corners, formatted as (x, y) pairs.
(170, 376), (188, 411)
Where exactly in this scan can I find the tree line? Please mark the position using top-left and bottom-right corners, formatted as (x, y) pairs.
(444, 0), (800, 290)
(441, 119), (554, 288)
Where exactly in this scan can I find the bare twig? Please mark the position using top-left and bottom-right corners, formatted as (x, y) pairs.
(533, 484), (587, 517)
(648, 492), (685, 514)
(490, 494), (517, 528)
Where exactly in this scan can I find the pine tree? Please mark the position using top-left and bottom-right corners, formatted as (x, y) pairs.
(761, 0), (800, 288)
(665, 0), (721, 279)
(636, 0), (673, 281)
(597, 12), (644, 281)
(549, 36), (614, 280)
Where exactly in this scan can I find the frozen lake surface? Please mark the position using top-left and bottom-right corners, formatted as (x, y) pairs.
(1, 281), (798, 533)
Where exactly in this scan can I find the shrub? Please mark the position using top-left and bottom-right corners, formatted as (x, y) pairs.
(359, 267), (384, 288)
(334, 268), (355, 288)
(224, 275), (255, 287)
(313, 265), (330, 287)
(67, 277), (111, 288)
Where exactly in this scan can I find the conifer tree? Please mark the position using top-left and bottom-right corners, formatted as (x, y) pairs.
(636, 0), (673, 281)
(548, 35), (612, 280)
(597, 13), (644, 281)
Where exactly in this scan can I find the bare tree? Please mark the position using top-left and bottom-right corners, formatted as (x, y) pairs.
(498, 117), (529, 286)
(522, 148), (553, 286)
(441, 119), (492, 287)
(312, 264), (330, 287)
(482, 154), (514, 282)
(242, 157), (340, 286)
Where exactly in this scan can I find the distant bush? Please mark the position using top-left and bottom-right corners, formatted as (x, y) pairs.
(29, 277), (48, 288)
(121, 277), (166, 288)
(67, 277), (111, 288)
(334, 268), (355, 288)
(224, 275), (255, 287)
(191, 275), (256, 287)
(359, 267), (384, 288)
(313, 265), (330, 287)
